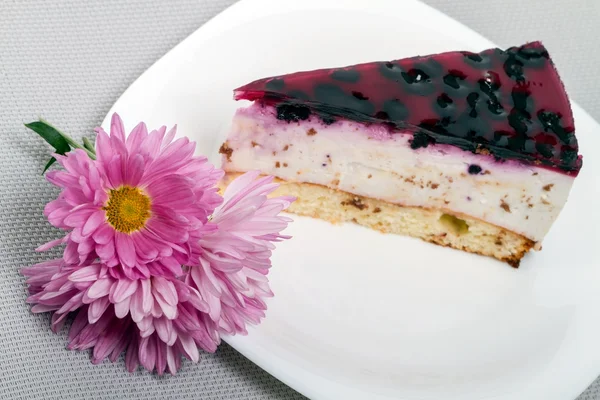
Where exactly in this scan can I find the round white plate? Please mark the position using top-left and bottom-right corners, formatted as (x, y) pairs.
(102, 0), (600, 399)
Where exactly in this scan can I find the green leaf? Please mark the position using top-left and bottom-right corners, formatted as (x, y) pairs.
(24, 121), (71, 156)
(42, 157), (57, 174)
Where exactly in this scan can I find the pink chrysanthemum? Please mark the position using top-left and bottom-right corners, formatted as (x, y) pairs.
(22, 259), (218, 374)
(188, 171), (294, 335)
(23, 168), (294, 374)
(41, 113), (223, 279)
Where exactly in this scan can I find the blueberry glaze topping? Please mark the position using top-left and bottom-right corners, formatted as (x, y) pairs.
(235, 42), (582, 174)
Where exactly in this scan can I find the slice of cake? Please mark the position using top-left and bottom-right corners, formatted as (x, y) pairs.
(219, 41), (582, 267)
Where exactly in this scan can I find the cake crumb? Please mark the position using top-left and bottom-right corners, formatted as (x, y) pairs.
(500, 200), (511, 213)
(532, 172), (539, 176)
(373, 207), (382, 213)
(275, 161), (281, 168)
(543, 184), (554, 191)
(341, 197), (368, 210)
(219, 142), (233, 162)
(331, 179), (340, 186)
(307, 128), (317, 136)
(482, 170), (491, 175)
(368, 174), (372, 179)
(431, 183), (439, 189)
(283, 145), (289, 151)
(251, 141), (260, 147)
(283, 162), (288, 167)
(526, 215), (529, 220)
(444, 200), (450, 205)
(475, 145), (491, 156)
(272, 151), (277, 156)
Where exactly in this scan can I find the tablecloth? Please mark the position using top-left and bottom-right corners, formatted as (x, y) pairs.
(1, 0), (598, 399)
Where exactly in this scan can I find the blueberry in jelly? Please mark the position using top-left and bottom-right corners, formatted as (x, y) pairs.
(419, 117), (451, 136)
(314, 83), (375, 115)
(286, 90), (310, 101)
(516, 46), (549, 60)
(494, 133), (510, 147)
(456, 111), (490, 142)
(266, 78), (285, 91)
(523, 138), (537, 154)
(462, 51), (483, 62)
(537, 110), (572, 144)
(379, 62), (405, 82)
(276, 104), (311, 122)
(331, 69), (361, 83)
(410, 131), (434, 149)
(382, 99), (409, 121)
(321, 116), (336, 125)
(486, 98), (504, 116)
(536, 142), (554, 159)
(466, 92), (480, 109)
(561, 148), (578, 165)
(443, 70), (467, 90)
(400, 68), (435, 95)
(375, 111), (389, 120)
(461, 51), (493, 69)
(508, 109), (532, 135)
(503, 55), (525, 81)
(352, 91), (369, 100)
(413, 59), (444, 79)
(508, 134), (528, 152)
(511, 86), (533, 111)
(479, 71), (501, 93)
(467, 92), (480, 117)
(468, 164), (482, 174)
(436, 93), (454, 109)
(433, 93), (455, 119)
(513, 46), (549, 69)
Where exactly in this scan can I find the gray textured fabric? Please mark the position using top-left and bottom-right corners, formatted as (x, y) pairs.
(0, 0), (598, 399)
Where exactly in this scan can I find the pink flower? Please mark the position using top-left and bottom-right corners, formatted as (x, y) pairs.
(188, 171), (294, 335)
(22, 170), (294, 374)
(40, 113), (223, 279)
(22, 259), (219, 375)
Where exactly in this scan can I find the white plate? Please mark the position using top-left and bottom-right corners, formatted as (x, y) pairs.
(102, 0), (600, 399)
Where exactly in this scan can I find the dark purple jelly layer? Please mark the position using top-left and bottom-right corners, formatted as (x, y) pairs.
(235, 42), (582, 175)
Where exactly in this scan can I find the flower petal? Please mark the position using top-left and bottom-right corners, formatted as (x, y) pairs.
(88, 296), (110, 323)
(82, 210), (106, 236)
(68, 265), (100, 282)
(114, 296), (131, 319)
(92, 223), (114, 245)
(110, 113), (127, 143)
(85, 278), (112, 301)
(110, 278), (139, 304)
(115, 232), (136, 267)
(178, 333), (199, 363)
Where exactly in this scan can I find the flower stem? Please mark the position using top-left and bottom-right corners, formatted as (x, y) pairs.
(39, 118), (97, 160)
(82, 137), (95, 153)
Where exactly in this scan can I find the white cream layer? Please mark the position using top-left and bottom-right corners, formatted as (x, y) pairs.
(222, 104), (575, 243)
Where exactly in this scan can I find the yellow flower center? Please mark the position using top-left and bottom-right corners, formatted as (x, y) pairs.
(103, 186), (151, 233)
